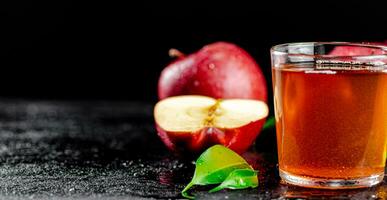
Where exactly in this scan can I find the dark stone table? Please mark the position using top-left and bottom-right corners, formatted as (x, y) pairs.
(0, 99), (385, 199)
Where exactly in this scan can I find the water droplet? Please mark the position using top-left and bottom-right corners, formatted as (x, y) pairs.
(194, 81), (200, 87)
(208, 63), (216, 70)
(206, 127), (214, 134)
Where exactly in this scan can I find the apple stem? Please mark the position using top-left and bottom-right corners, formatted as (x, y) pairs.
(169, 48), (185, 58)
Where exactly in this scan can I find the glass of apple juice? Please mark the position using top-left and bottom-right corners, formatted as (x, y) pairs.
(271, 42), (387, 189)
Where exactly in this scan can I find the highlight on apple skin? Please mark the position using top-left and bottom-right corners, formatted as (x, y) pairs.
(154, 95), (269, 154)
(158, 42), (268, 103)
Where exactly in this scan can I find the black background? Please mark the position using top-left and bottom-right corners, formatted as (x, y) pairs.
(2, 1), (387, 102)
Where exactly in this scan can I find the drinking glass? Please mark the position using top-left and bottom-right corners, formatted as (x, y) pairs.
(271, 42), (387, 188)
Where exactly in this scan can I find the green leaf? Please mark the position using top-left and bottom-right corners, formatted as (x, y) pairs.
(181, 145), (252, 199)
(209, 169), (258, 193)
(262, 116), (275, 130)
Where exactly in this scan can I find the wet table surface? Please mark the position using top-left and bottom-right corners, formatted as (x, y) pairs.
(0, 99), (385, 199)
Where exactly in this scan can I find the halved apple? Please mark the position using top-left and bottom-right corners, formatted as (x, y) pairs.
(154, 95), (268, 154)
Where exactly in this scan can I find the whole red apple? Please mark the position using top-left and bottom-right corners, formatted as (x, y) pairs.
(329, 42), (386, 56)
(154, 95), (268, 154)
(158, 42), (267, 102)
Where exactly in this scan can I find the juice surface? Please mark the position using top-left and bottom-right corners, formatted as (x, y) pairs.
(273, 64), (387, 179)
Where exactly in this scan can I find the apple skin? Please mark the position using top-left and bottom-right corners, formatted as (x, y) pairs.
(156, 119), (266, 154)
(329, 42), (387, 56)
(158, 42), (267, 102)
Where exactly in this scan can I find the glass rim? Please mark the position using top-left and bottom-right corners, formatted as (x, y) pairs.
(271, 42), (387, 59)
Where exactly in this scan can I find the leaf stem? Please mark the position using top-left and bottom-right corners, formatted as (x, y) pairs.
(181, 181), (195, 199)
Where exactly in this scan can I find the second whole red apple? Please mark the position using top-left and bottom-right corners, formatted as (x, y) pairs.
(329, 42), (387, 56)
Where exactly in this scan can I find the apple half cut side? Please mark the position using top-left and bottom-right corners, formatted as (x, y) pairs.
(154, 95), (269, 154)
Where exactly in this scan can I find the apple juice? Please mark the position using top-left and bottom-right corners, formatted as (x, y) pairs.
(272, 63), (387, 179)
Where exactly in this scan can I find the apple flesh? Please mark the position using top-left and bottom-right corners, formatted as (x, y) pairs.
(158, 42), (267, 102)
(154, 95), (268, 154)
